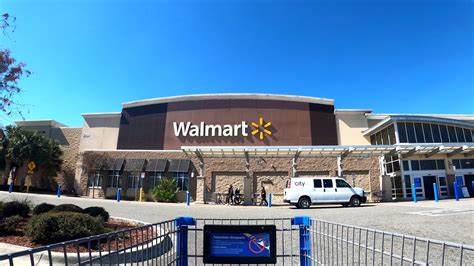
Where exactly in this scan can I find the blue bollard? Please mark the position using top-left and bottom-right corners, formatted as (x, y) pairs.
(412, 184), (417, 203)
(57, 185), (62, 198)
(8, 182), (13, 193)
(292, 216), (311, 266)
(176, 216), (196, 266)
(454, 182), (460, 201)
(186, 191), (190, 206)
(268, 193), (272, 208)
(117, 188), (121, 202)
(433, 183), (439, 202)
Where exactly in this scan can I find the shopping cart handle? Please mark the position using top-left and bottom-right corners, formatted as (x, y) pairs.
(176, 216), (196, 226)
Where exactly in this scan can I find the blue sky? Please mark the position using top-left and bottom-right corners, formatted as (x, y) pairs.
(1, 0), (473, 127)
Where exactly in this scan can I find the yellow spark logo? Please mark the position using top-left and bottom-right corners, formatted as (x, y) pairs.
(251, 117), (272, 140)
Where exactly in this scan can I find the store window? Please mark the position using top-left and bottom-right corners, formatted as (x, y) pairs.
(408, 160), (445, 171)
(108, 171), (122, 188)
(439, 125), (449, 142)
(452, 159), (474, 169)
(397, 123), (408, 143)
(447, 126), (457, 142)
(173, 172), (189, 191)
(422, 124), (433, 143)
(432, 124), (441, 142)
(464, 129), (473, 142)
(127, 172), (141, 189)
(406, 123), (417, 143)
(149, 171), (165, 189)
(88, 171), (102, 187)
(414, 123), (425, 143)
(394, 122), (472, 144)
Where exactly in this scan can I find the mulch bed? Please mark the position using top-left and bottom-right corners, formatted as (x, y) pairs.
(0, 215), (157, 253)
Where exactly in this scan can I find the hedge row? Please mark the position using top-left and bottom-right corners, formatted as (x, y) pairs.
(25, 212), (105, 244)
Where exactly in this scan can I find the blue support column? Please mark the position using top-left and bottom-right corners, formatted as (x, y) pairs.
(454, 182), (459, 201)
(186, 191), (190, 206)
(117, 188), (121, 202)
(292, 216), (311, 266)
(176, 216), (196, 266)
(57, 185), (62, 198)
(412, 184), (417, 203)
(433, 183), (439, 202)
(8, 182), (13, 193)
(268, 193), (272, 208)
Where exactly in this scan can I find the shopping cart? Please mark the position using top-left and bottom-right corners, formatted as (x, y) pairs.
(1, 216), (473, 265)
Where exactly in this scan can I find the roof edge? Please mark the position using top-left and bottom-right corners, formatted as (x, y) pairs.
(122, 93), (334, 108)
(81, 112), (122, 119)
(15, 119), (67, 128)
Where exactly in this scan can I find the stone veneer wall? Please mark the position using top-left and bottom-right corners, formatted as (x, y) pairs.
(78, 150), (383, 203)
(56, 128), (82, 191)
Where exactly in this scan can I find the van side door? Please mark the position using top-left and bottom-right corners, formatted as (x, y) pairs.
(311, 179), (325, 202)
(335, 179), (354, 202)
(322, 179), (337, 202)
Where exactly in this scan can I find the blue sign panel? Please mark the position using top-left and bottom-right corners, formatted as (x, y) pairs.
(203, 225), (276, 264)
(414, 177), (422, 188)
(210, 232), (271, 257)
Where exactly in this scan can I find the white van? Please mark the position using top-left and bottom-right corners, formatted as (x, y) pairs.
(284, 177), (366, 209)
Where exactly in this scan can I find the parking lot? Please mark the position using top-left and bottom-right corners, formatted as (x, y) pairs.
(0, 191), (473, 245)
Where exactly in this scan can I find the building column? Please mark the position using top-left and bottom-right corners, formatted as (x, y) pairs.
(193, 150), (206, 204)
(243, 149), (253, 205)
(244, 172), (253, 205)
(195, 175), (206, 204)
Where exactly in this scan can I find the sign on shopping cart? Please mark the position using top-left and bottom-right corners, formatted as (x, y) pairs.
(203, 225), (277, 264)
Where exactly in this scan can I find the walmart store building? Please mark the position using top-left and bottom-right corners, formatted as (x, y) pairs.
(14, 94), (474, 204)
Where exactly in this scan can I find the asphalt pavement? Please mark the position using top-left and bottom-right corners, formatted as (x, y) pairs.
(0, 191), (473, 245)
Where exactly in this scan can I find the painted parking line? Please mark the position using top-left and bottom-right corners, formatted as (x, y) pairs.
(409, 208), (474, 217)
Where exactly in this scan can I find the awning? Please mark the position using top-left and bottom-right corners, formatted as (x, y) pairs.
(146, 159), (168, 172)
(105, 158), (125, 171)
(168, 159), (191, 172)
(124, 159), (146, 172)
(182, 144), (474, 159)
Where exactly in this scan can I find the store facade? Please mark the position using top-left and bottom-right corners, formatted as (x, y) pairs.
(12, 94), (474, 203)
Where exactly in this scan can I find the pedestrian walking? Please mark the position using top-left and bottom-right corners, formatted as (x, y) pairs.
(226, 184), (234, 204)
(260, 185), (268, 206)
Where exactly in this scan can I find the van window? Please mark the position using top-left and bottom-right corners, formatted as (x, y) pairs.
(336, 179), (351, 188)
(313, 179), (322, 188)
(323, 179), (333, 188)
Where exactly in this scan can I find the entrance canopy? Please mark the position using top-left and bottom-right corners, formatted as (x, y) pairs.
(182, 144), (474, 158)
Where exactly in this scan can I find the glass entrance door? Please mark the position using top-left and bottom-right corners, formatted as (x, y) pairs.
(422, 176), (437, 200)
(437, 176), (448, 198)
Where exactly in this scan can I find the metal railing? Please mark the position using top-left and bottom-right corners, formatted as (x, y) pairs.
(0, 217), (472, 265)
(309, 219), (474, 265)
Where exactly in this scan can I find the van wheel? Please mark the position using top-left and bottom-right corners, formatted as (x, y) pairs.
(350, 196), (361, 207)
(298, 197), (311, 209)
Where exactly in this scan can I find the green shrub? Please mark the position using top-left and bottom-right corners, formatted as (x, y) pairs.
(25, 212), (105, 244)
(50, 204), (83, 213)
(0, 215), (22, 236)
(84, 207), (110, 222)
(151, 178), (179, 203)
(33, 203), (56, 215)
(3, 201), (30, 217)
